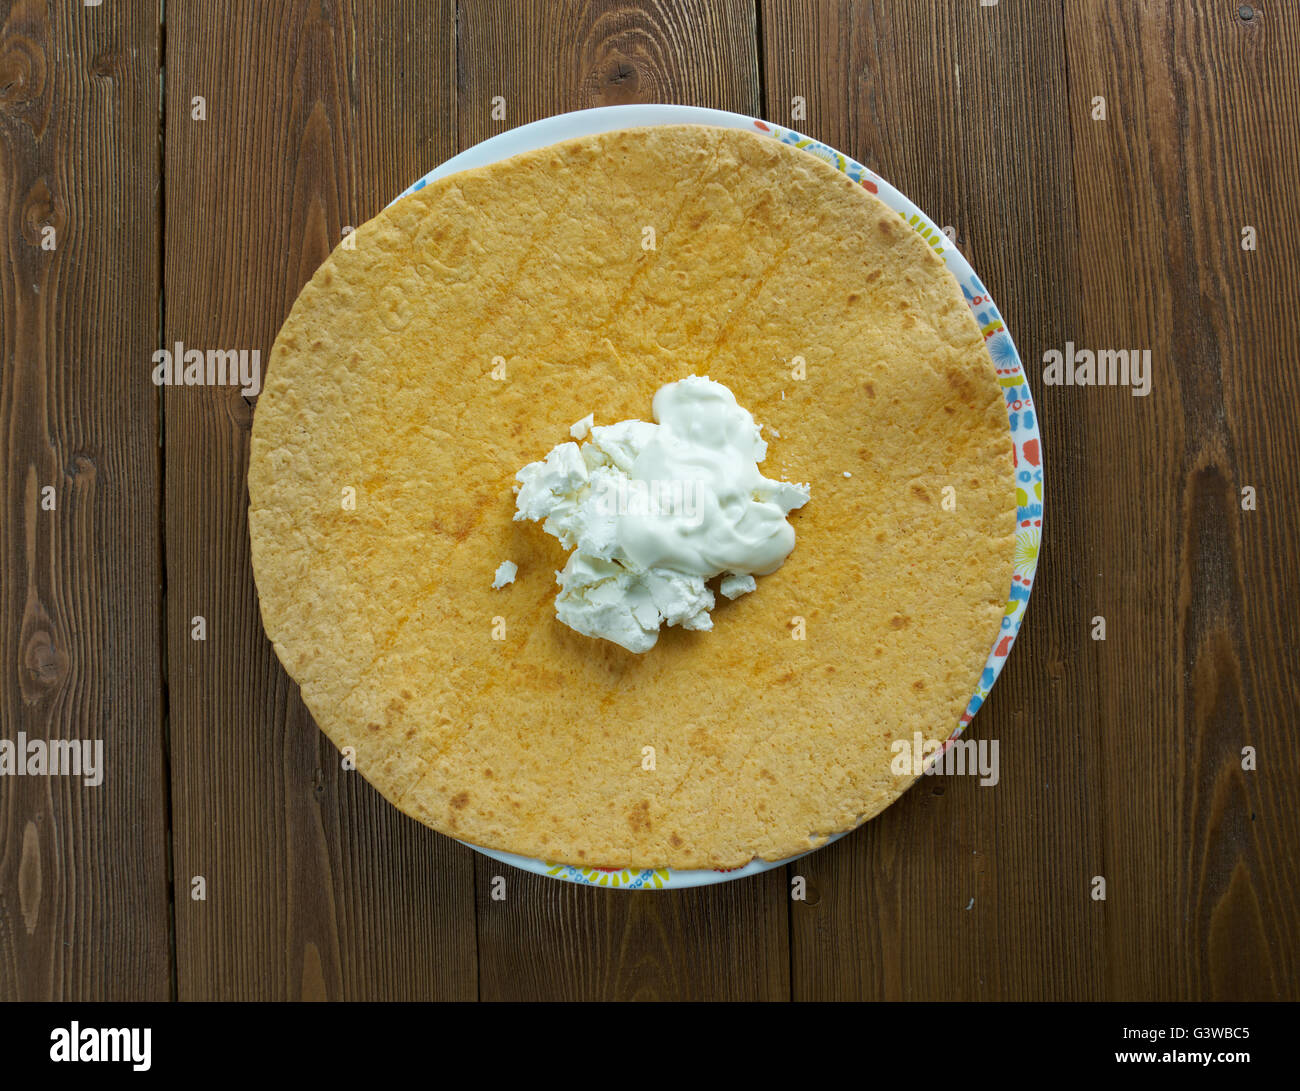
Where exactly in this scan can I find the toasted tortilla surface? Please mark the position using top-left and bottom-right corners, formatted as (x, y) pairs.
(248, 125), (1016, 869)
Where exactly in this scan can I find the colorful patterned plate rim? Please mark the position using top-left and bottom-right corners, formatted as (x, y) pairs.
(389, 104), (1043, 891)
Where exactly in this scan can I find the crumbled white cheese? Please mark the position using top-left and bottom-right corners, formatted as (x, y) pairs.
(513, 376), (809, 652)
(555, 553), (714, 653)
(491, 560), (518, 588)
(719, 573), (757, 600)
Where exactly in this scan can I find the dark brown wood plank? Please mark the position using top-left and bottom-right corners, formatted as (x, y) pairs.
(1062, 0), (1300, 1001)
(762, 0), (1104, 1000)
(456, 0), (789, 1001)
(164, 0), (476, 1000)
(475, 867), (789, 1001)
(0, 0), (169, 998)
(457, 0), (761, 143)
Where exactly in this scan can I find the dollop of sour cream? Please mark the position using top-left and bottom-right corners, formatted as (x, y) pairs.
(513, 376), (810, 653)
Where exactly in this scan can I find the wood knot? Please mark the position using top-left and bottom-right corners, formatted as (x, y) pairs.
(89, 49), (119, 79)
(584, 44), (654, 107)
(23, 628), (63, 686)
(64, 451), (97, 484)
(19, 611), (68, 703)
(0, 34), (45, 110)
(608, 61), (637, 86)
(21, 177), (64, 246)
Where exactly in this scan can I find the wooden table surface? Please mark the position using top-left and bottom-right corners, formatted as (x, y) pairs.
(1, 0), (1297, 1002)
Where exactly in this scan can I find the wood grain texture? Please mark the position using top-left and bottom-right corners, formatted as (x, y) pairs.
(456, 0), (762, 147)
(0, 0), (170, 998)
(457, 0), (790, 1001)
(475, 867), (789, 1001)
(163, 0), (476, 1000)
(3, 0), (1297, 1003)
(762, 0), (1102, 1002)
(1062, 0), (1300, 1001)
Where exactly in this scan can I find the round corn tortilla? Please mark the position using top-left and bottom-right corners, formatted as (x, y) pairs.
(248, 124), (1016, 870)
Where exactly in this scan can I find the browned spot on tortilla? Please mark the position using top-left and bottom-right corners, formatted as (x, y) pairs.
(450, 791), (469, 810)
(628, 799), (651, 833)
(946, 367), (978, 405)
(690, 724), (725, 759)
